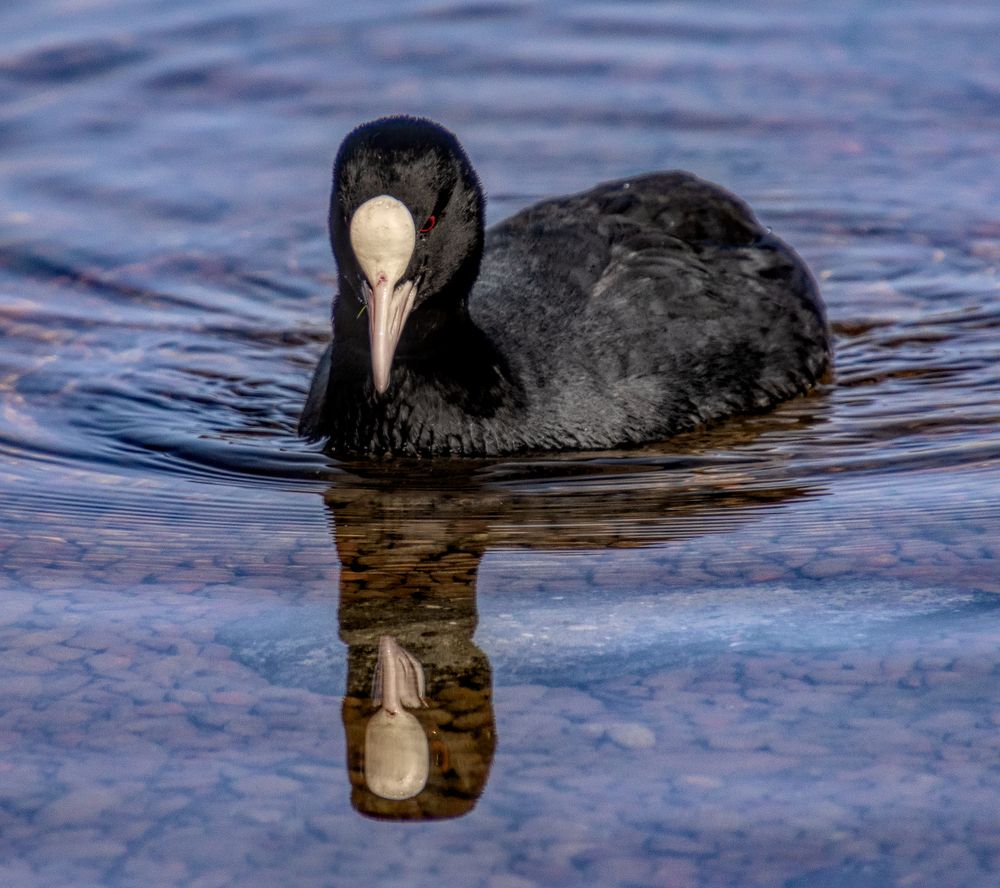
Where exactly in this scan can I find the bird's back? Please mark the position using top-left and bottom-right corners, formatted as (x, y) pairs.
(468, 171), (829, 449)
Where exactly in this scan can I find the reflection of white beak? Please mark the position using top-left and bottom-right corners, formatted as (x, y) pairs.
(349, 195), (418, 394)
(365, 636), (430, 801)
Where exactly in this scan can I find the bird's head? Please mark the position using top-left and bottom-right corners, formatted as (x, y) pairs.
(329, 116), (485, 394)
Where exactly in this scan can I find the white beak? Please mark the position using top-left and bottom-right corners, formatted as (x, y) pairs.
(349, 195), (418, 394)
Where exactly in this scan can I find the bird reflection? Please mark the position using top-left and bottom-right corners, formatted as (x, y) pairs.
(328, 408), (826, 820)
(332, 467), (497, 820)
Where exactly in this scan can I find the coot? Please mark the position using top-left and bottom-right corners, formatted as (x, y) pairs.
(300, 116), (829, 455)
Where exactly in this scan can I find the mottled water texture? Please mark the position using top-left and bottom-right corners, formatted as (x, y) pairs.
(1, 1), (999, 886)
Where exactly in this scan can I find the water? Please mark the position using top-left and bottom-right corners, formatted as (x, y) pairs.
(1, 0), (998, 885)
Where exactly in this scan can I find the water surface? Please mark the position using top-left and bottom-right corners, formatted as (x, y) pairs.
(1, 1), (999, 886)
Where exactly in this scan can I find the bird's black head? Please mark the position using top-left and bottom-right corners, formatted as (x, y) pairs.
(329, 117), (485, 393)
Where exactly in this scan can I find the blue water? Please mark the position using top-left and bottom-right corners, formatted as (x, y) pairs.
(1, 1), (999, 886)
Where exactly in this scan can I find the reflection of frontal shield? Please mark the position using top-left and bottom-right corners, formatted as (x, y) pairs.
(364, 706), (429, 801)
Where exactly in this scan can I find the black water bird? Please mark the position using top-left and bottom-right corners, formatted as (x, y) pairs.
(300, 116), (829, 455)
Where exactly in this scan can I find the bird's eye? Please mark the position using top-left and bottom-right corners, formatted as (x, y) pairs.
(419, 215), (437, 233)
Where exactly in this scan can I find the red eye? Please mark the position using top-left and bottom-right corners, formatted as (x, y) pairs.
(419, 215), (437, 233)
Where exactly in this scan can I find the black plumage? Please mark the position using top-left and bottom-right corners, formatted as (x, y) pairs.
(300, 116), (829, 455)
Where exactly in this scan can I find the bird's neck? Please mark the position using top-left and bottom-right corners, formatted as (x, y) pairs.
(331, 285), (515, 417)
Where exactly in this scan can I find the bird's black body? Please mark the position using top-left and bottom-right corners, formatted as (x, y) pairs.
(301, 117), (829, 456)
